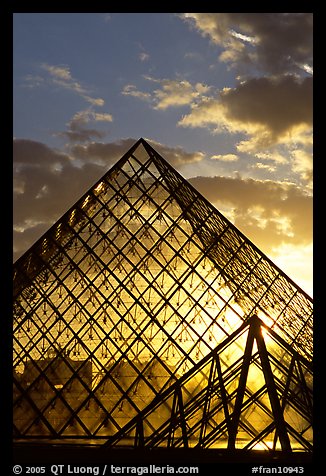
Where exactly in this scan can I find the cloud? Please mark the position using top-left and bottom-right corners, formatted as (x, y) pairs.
(14, 222), (52, 260)
(69, 110), (113, 129)
(252, 144), (312, 187)
(13, 160), (105, 225)
(188, 175), (312, 255)
(210, 153), (238, 162)
(122, 84), (152, 101)
(82, 97), (105, 107)
(137, 42), (150, 62)
(122, 77), (211, 110)
(254, 151), (288, 165)
(151, 78), (211, 110)
(13, 142), (110, 261)
(13, 139), (70, 166)
(91, 112), (113, 122)
(70, 138), (139, 164)
(42, 64), (73, 81)
(179, 75), (313, 151)
(181, 13), (313, 75)
(251, 162), (277, 173)
(290, 149), (313, 183)
(269, 242), (313, 295)
(71, 138), (205, 168)
(23, 74), (45, 88)
(121, 75), (312, 174)
(219, 76), (312, 141)
(60, 128), (106, 143)
(58, 110), (113, 143)
(33, 63), (106, 107)
(145, 138), (205, 167)
(139, 52), (150, 62)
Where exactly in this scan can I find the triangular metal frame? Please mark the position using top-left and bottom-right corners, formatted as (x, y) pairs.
(13, 138), (313, 453)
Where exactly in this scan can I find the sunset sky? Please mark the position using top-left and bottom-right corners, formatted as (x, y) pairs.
(13, 13), (313, 296)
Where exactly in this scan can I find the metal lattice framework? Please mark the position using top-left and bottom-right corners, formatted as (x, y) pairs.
(13, 138), (313, 452)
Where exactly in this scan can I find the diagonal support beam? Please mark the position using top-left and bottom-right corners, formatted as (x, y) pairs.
(253, 317), (292, 452)
(167, 385), (188, 448)
(134, 417), (144, 448)
(227, 320), (256, 449)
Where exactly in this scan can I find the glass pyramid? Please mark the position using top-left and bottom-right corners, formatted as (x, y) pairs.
(13, 138), (313, 452)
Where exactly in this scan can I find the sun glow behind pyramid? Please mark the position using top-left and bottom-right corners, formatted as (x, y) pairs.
(13, 139), (312, 451)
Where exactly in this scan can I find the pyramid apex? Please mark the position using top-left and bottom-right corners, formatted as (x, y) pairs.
(138, 137), (150, 145)
(129, 137), (151, 151)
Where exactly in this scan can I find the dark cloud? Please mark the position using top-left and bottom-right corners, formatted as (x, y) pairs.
(13, 139), (70, 165)
(71, 138), (204, 168)
(145, 139), (204, 167)
(182, 13), (313, 74)
(13, 138), (113, 261)
(14, 224), (50, 260)
(70, 139), (137, 164)
(13, 161), (105, 224)
(57, 110), (112, 143)
(220, 75), (312, 139)
(59, 128), (106, 143)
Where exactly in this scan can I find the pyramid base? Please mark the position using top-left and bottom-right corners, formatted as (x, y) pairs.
(13, 443), (313, 465)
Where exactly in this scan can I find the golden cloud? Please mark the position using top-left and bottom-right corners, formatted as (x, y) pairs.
(122, 77), (211, 110)
(39, 63), (106, 107)
(189, 175), (312, 252)
(211, 153), (238, 162)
